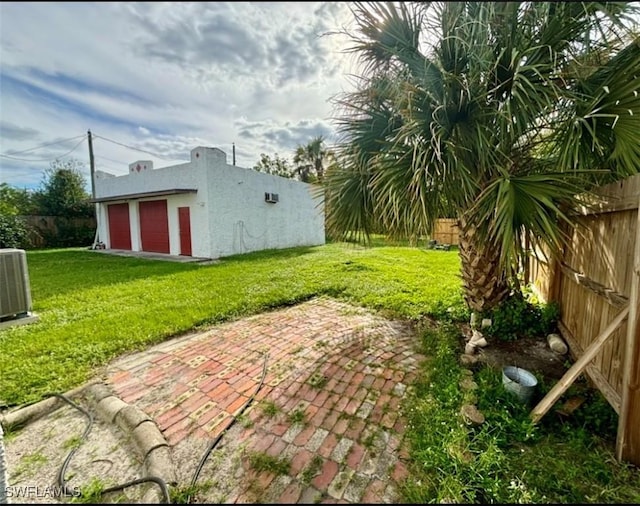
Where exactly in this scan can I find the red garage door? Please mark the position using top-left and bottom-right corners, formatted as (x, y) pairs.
(107, 203), (131, 250)
(139, 200), (170, 254)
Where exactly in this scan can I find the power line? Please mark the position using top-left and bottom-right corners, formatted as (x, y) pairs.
(95, 153), (130, 166)
(92, 133), (176, 161)
(1, 134), (85, 156)
(94, 158), (123, 172)
(0, 137), (87, 163)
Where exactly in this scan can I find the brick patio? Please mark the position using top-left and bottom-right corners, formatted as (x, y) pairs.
(103, 297), (425, 503)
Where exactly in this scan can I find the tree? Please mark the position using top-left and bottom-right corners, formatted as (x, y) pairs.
(36, 158), (94, 218)
(253, 153), (295, 179)
(293, 136), (334, 183)
(0, 183), (34, 248)
(325, 2), (640, 313)
(0, 183), (37, 216)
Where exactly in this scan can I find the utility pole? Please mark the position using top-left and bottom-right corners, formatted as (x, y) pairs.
(88, 130), (99, 249)
(232, 142), (236, 166)
(88, 130), (96, 199)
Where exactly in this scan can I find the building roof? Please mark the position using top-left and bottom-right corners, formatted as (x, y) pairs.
(88, 188), (197, 203)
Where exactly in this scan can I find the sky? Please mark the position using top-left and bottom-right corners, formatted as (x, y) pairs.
(0, 2), (358, 191)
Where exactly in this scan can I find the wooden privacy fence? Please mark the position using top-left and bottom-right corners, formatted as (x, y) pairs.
(20, 215), (96, 248)
(527, 174), (640, 465)
(432, 218), (459, 245)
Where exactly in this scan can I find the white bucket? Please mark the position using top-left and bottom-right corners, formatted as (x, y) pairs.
(502, 366), (538, 404)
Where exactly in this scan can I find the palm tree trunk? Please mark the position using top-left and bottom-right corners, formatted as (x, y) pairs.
(458, 215), (511, 313)
(315, 158), (324, 183)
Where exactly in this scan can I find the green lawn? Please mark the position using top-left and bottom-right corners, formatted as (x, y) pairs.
(0, 241), (463, 407)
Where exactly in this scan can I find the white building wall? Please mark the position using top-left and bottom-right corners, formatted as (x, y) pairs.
(94, 146), (325, 259)
(96, 202), (109, 246)
(204, 156), (325, 258)
(129, 200), (141, 251)
(95, 161), (198, 198)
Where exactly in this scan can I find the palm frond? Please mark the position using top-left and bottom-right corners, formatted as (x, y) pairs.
(467, 170), (603, 271)
(323, 155), (377, 243)
(551, 37), (640, 181)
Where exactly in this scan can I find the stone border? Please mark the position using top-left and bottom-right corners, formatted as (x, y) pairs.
(0, 382), (177, 489)
(84, 383), (177, 486)
(0, 381), (100, 430)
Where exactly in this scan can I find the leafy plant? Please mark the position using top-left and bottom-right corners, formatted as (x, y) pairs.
(482, 292), (560, 341)
(540, 300), (561, 336)
(325, 0), (640, 316)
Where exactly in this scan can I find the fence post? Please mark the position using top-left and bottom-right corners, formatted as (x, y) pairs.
(616, 197), (640, 465)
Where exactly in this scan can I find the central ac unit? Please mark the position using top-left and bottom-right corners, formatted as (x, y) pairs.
(0, 248), (33, 320)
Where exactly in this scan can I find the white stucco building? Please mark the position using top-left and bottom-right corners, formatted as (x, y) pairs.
(92, 146), (325, 259)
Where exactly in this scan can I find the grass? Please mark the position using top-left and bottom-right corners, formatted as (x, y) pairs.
(400, 320), (640, 504)
(12, 451), (48, 480)
(3, 239), (638, 502)
(307, 372), (329, 389)
(169, 481), (213, 504)
(259, 400), (281, 418)
(70, 477), (105, 504)
(246, 451), (291, 475)
(287, 406), (307, 425)
(300, 455), (324, 485)
(62, 435), (83, 450)
(0, 241), (462, 406)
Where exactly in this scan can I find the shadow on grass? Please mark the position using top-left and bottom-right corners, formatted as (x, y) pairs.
(335, 235), (460, 251)
(26, 246), (319, 300)
(26, 248), (200, 299)
(219, 245), (320, 262)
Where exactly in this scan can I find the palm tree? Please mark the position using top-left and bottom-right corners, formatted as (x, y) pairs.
(325, 2), (640, 314)
(294, 136), (332, 183)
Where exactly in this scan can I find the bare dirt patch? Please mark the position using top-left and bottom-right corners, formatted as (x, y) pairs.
(476, 335), (570, 382)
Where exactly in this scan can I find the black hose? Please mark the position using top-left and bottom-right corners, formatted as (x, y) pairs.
(187, 352), (269, 502)
(100, 475), (170, 503)
(51, 393), (93, 498)
(50, 393), (170, 503)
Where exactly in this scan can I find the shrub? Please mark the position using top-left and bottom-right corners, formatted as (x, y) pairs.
(482, 292), (560, 341)
(0, 214), (31, 249)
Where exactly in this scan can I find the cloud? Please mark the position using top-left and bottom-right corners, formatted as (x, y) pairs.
(127, 2), (346, 87)
(0, 2), (355, 188)
(235, 117), (334, 159)
(0, 122), (40, 141)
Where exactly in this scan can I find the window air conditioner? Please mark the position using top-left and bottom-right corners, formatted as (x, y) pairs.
(0, 249), (33, 320)
(265, 192), (279, 203)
